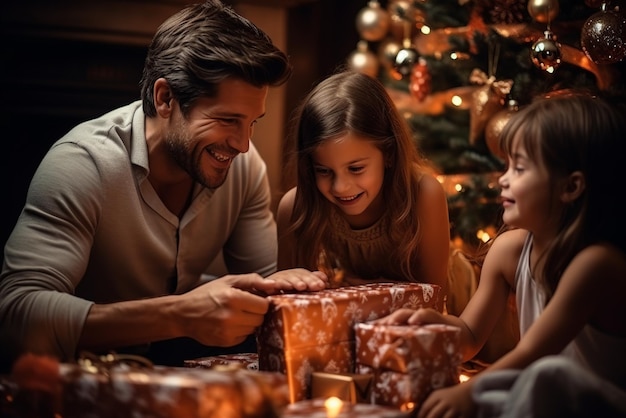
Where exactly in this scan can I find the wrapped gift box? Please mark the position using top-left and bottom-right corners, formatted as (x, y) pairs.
(59, 364), (290, 418)
(6, 353), (290, 418)
(310, 371), (373, 403)
(184, 353), (259, 371)
(354, 322), (462, 409)
(257, 282), (442, 402)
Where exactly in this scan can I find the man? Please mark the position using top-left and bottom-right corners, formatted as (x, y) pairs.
(0, 0), (326, 369)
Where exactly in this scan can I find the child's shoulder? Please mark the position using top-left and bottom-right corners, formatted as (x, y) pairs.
(416, 171), (446, 198)
(489, 229), (528, 254)
(571, 242), (626, 277)
(277, 187), (297, 224)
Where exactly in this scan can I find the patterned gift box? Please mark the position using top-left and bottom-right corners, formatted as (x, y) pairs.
(58, 364), (290, 418)
(184, 353), (259, 371)
(354, 322), (462, 409)
(257, 283), (441, 402)
(5, 353), (290, 417)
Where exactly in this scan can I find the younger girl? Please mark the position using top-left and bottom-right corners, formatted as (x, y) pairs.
(277, 71), (450, 293)
(378, 90), (626, 417)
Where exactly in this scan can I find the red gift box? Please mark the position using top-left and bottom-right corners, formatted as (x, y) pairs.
(257, 283), (442, 402)
(354, 322), (462, 409)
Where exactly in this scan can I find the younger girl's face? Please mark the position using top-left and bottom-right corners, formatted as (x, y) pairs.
(498, 136), (561, 234)
(312, 132), (386, 228)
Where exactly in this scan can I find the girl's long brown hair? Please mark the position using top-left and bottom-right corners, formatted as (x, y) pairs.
(493, 90), (626, 300)
(285, 70), (434, 281)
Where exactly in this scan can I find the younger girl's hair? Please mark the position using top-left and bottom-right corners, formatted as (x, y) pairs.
(498, 90), (626, 300)
(287, 70), (434, 281)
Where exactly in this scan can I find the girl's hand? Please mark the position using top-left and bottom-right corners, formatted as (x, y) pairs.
(373, 307), (447, 326)
(263, 268), (328, 293)
(417, 382), (476, 418)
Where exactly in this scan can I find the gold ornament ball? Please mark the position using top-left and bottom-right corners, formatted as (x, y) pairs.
(378, 37), (402, 70)
(387, 0), (420, 42)
(485, 100), (519, 160)
(356, 1), (390, 42)
(527, 0), (560, 24)
(347, 41), (380, 78)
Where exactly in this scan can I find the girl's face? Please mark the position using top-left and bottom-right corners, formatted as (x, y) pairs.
(312, 132), (386, 228)
(498, 135), (562, 235)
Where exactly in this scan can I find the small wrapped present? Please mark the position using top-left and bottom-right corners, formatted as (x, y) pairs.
(355, 322), (462, 409)
(257, 282), (442, 402)
(184, 353), (259, 371)
(310, 371), (373, 403)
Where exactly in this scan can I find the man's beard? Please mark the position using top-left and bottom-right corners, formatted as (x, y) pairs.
(164, 124), (229, 190)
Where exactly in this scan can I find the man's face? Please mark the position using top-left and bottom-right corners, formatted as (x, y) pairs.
(165, 77), (268, 189)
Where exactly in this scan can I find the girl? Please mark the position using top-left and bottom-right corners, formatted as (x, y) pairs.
(277, 71), (450, 293)
(378, 90), (626, 417)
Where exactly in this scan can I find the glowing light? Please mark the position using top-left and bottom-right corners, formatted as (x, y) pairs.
(459, 373), (471, 383)
(420, 25), (431, 35)
(454, 183), (463, 192)
(400, 401), (416, 411)
(324, 396), (343, 418)
(451, 95), (463, 107)
(476, 229), (492, 243)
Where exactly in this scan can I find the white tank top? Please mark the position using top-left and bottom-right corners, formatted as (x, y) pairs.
(514, 233), (626, 390)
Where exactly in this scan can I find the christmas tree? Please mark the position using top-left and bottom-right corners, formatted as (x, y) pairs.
(350, 0), (626, 248)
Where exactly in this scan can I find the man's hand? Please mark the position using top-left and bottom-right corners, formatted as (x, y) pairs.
(179, 274), (271, 347)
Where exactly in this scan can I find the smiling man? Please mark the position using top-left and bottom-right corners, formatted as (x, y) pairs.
(0, 0), (327, 370)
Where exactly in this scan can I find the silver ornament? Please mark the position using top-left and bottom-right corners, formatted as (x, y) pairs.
(531, 31), (562, 72)
(394, 47), (419, 77)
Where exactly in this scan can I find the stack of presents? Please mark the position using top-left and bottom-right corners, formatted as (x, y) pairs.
(1, 283), (463, 417)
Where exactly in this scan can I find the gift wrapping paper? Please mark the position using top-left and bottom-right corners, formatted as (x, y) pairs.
(354, 322), (462, 409)
(257, 282), (442, 402)
(59, 364), (290, 418)
(5, 357), (290, 418)
(184, 353), (259, 371)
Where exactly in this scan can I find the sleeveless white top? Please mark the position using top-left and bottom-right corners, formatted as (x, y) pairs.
(514, 233), (626, 390)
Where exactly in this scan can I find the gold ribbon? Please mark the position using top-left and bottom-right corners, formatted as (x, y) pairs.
(469, 68), (513, 97)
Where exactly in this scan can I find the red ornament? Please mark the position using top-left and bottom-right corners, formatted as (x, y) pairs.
(409, 58), (431, 102)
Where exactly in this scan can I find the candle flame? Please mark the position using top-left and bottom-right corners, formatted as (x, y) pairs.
(324, 396), (343, 418)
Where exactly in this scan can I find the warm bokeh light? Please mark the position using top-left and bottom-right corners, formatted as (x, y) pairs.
(451, 95), (463, 107)
(324, 396), (343, 418)
(459, 373), (471, 383)
(476, 229), (492, 243)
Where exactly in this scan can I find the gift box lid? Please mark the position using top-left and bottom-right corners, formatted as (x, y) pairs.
(259, 283), (441, 351)
(355, 323), (462, 373)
